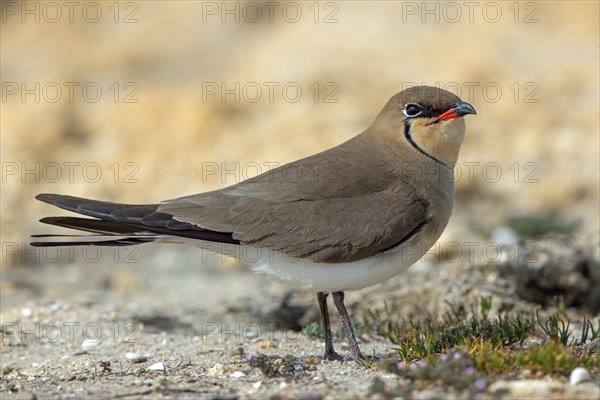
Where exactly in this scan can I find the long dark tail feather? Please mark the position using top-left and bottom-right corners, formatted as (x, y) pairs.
(30, 215), (159, 247)
(32, 193), (240, 247)
(38, 216), (143, 235)
(31, 237), (157, 247)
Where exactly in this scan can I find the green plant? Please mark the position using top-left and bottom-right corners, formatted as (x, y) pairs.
(537, 311), (573, 345)
(359, 297), (599, 378)
(579, 316), (600, 344)
(301, 322), (321, 339)
(480, 296), (493, 321)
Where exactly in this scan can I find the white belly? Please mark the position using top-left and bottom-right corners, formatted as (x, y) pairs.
(248, 229), (438, 292)
(160, 226), (440, 293)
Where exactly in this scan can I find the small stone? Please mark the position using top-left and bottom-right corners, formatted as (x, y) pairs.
(21, 308), (32, 318)
(570, 367), (592, 385)
(252, 381), (262, 389)
(230, 347), (244, 357)
(2, 365), (15, 376)
(491, 226), (519, 246)
(125, 352), (147, 363)
(146, 362), (168, 372)
(206, 363), (225, 376)
(230, 371), (246, 378)
(81, 339), (101, 348)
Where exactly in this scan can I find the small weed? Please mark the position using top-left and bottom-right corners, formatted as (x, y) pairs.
(550, 296), (568, 318)
(480, 296), (493, 321)
(505, 211), (579, 237)
(381, 313), (533, 362)
(471, 340), (585, 375)
(301, 322), (321, 339)
(363, 349), (377, 369)
(362, 296), (599, 380)
(537, 310), (573, 345)
(536, 311), (600, 346)
(579, 315), (600, 344)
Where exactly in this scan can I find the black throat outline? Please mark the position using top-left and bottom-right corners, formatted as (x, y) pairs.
(403, 119), (449, 169)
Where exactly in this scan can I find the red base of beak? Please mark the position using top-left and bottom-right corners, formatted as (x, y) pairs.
(437, 109), (461, 121)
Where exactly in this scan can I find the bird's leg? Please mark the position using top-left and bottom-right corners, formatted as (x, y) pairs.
(316, 292), (343, 361)
(332, 291), (365, 362)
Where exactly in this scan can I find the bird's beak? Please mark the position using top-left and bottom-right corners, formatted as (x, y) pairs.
(437, 101), (477, 121)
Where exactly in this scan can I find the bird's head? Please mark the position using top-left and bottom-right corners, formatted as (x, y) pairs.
(372, 86), (476, 166)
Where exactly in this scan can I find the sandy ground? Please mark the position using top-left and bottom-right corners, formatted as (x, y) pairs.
(1, 1), (599, 398)
(2, 236), (599, 399)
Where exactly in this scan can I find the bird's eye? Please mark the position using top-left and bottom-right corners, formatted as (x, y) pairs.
(403, 103), (422, 117)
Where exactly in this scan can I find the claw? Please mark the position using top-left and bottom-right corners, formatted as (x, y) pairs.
(323, 349), (344, 362)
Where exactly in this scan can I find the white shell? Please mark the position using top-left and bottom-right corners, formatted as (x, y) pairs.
(570, 367), (591, 385)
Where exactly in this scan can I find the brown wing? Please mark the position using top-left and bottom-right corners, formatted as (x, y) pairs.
(158, 134), (429, 263)
(34, 134), (430, 260)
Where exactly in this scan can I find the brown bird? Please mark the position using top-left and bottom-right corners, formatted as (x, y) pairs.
(32, 86), (476, 362)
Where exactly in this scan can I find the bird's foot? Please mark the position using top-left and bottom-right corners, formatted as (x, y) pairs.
(348, 348), (366, 365)
(322, 349), (344, 362)
(322, 348), (366, 364)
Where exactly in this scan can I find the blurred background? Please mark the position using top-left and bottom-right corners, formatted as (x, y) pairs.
(1, 1), (598, 282)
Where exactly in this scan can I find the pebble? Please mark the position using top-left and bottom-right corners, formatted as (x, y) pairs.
(570, 367), (592, 385)
(146, 362), (168, 372)
(230, 371), (246, 378)
(491, 226), (519, 246)
(81, 339), (100, 348)
(125, 352), (147, 363)
(206, 363), (225, 376)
